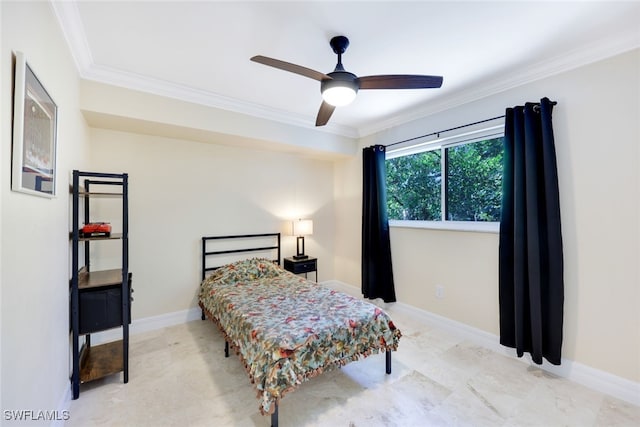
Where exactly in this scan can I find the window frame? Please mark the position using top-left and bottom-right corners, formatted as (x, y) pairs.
(386, 123), (504, 233)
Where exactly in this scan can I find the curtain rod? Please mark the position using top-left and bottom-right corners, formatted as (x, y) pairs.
(385, 115), (504, 149)
(384, 100), (557, 149)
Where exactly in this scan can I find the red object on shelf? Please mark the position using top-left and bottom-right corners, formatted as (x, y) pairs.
(81, 222), (112, 237)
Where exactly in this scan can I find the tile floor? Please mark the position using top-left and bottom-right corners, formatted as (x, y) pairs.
(66, 303), (640, 426)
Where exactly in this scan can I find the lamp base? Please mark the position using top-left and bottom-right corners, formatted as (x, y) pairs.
(294, 236), (307, 260)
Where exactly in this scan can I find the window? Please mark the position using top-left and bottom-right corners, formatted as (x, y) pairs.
(386, 149), (441, 221)
(386, 127), (504, 226)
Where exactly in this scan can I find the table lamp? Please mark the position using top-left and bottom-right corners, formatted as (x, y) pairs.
(292, 219), (313, 259)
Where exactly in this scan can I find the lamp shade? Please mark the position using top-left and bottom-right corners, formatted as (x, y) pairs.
(293, 219), (313, 236)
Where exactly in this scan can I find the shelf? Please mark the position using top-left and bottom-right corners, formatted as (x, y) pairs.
(78, 191), (123, 198)
(80, 340), (124, 383)
(70, 170), (129, 399)
(79, 232), (123, 242)
(69, 184), (123, 198)
(78, 268), (123, 290)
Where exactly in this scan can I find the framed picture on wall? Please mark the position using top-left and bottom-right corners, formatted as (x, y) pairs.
(11, 51), (58, 197)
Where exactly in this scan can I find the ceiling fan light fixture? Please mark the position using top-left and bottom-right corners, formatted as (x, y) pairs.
(321, 72), (359, 106)
(322, 85), (357, 106)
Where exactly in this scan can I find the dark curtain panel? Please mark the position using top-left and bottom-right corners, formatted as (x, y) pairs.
(499, 97), (564, 365)
(362, 145), (396, 302)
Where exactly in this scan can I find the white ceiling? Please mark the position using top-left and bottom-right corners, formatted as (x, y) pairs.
(52, 1), (640, 138)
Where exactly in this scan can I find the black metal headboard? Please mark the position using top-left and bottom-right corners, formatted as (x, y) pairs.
(201, 233), (281, 281)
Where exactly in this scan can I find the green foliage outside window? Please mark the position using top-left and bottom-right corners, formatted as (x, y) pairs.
(446, 138), (503, 221)
(386, 137), (503, 222)
(386, 150), (441, 220)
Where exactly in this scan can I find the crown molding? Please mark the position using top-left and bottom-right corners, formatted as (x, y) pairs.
(81, 63), (359, 139)
(49, 0), (93, 72)
(358, 28), (640, 137)
(49, 1), (358, 139)
(52, 0), (639, 141)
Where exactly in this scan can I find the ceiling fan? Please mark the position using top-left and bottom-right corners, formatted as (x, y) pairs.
(251, 35), (443, 127)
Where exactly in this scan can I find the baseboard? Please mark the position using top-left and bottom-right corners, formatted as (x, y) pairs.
(89, 307), (202, 345)
(323, 279), (640, 407)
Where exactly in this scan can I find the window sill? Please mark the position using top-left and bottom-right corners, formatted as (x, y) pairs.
(389, 220), (500, 234)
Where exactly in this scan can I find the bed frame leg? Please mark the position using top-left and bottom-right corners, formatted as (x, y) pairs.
(201, 309), (205, 320)
(271, 404), (278, 427)
(386, 350), (392, 374)
(224, 341), (229, 358)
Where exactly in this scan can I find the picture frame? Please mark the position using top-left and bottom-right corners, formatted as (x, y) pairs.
(12, 51), (58, 197)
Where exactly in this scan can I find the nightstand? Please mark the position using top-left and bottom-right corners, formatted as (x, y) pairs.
(283, 256), (318, 282)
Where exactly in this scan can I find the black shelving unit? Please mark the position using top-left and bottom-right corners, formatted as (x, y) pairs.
(70, 170), (131, 399)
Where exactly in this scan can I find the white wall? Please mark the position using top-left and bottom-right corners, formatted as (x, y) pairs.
(88, 129), (336, 319)
(334, 49), (640, 383)
(1, 0), (90, 423)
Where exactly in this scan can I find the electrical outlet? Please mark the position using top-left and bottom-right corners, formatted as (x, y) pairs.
(435, 285), (444, 299)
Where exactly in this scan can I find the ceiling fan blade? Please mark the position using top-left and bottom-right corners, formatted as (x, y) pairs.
(358, 75), (443, 90)
(251, 55), (331, 82)
(315, 101), (336, 126)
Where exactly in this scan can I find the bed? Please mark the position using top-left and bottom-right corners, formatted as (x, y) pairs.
(198, 233), (401, 426)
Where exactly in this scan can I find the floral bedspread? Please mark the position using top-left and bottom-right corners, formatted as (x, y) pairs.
(198, 258), (401, 415)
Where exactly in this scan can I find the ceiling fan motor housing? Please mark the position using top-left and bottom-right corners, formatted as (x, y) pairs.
(322, 71), (359, 93)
